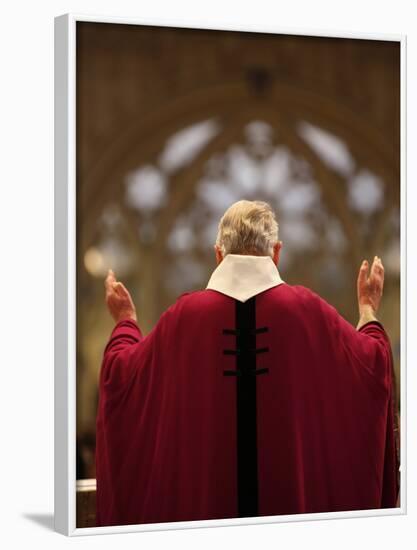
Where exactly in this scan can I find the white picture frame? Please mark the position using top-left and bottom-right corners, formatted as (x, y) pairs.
(54, 13), (407, 536)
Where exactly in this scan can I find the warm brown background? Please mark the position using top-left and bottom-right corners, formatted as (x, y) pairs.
(76, 22), (400, 486)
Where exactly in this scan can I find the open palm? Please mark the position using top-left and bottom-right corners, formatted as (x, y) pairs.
(104, 269), (137, 323)
(357, 256), (384, 315)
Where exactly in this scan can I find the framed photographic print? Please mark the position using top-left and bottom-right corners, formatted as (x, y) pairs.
(54, 13), (406, 536)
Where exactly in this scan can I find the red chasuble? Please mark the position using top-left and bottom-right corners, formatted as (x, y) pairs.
(95, 257), (399, 527)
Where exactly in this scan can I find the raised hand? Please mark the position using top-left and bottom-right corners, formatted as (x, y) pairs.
(357, 256), (385, 317)
(104, 269), (137, 324)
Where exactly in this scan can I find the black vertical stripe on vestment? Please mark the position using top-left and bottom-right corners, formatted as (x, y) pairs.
(222, 297), (269, 518)
(235, 297), (258, 517)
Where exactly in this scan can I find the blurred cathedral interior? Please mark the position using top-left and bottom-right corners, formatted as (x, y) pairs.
(75, 22), (400, 526)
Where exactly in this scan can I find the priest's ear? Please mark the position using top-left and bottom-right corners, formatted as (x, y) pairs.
(214, 244), (224, 265)
(272, 241), (283, 266)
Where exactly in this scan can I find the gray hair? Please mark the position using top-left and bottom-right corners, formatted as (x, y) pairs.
(215, 200), (279, 257)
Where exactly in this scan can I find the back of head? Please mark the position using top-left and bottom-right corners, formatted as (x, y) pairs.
(216, 200), (279, 257)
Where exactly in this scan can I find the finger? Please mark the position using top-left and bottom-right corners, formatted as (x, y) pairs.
(105, 269), (116, 289)
(116, 282), (135, 305)
(377, 256), (384, 271)
(370, 256), (384, 278)
(375, 256), (384, 271)
(357, 259), (369, 286)
(377, 257), (385, 286)
(112, 281), (129, 297)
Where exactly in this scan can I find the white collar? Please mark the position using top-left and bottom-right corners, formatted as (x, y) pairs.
(206, 254), (285, 302)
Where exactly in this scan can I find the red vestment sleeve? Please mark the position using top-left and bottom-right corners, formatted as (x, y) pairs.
(99, 319), (143, 392)
(357, 321), (400, 507)
(305, 291), (400, 509)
